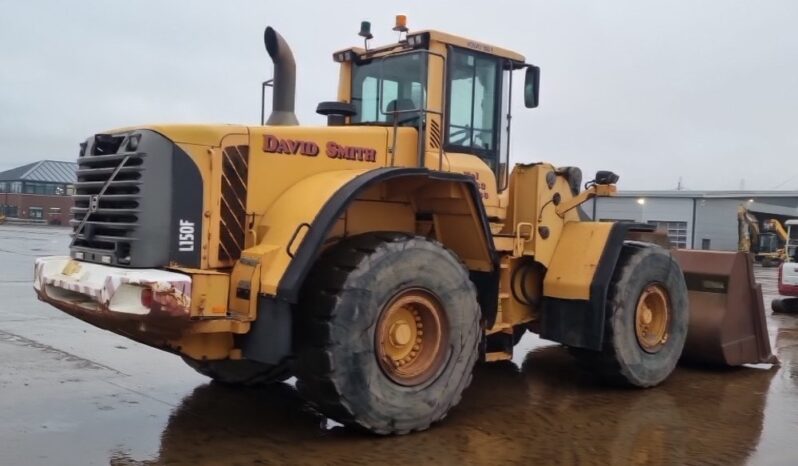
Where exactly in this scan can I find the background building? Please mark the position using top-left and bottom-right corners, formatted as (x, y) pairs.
(0, 160), (76, 224)
(585, 191), (798, 250)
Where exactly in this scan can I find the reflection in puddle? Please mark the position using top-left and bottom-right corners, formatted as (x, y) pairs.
(113, 336), (781, 466)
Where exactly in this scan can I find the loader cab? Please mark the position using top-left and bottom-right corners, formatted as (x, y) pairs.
(333, 27), (538, 190)
(758, 232), (779, 254)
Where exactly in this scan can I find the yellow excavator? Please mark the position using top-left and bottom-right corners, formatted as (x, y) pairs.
(738, 205), (789, 266)
(33, 18), (774, 434)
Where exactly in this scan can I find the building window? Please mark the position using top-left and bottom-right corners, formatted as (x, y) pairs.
(648, 220), (688, 249)
(701, 238), (711, 250)
(22, 182), (63, 195)
(1, 205), (18, 217)
(0, 182), (6, 193)
(29, 207), (43, 219)
(10, 182), (21, 193)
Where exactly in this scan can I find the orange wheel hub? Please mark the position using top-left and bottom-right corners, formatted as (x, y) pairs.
(635, 284), (671, 353)
(376, 288), (448, 386)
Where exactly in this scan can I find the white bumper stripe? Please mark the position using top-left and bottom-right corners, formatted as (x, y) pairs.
(34, 256), (192, 315)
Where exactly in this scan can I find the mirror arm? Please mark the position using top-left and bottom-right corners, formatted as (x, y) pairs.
(556, 184), (616, 217)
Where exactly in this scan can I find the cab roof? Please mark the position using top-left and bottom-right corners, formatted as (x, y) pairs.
(335, 29), (526, 64)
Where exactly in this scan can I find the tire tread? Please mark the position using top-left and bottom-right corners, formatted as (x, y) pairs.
(295, 232), (480, 434)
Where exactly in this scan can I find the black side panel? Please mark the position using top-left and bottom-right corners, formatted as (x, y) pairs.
(540, 222), (656, 350)
(276, 167), (498, 314)
(72, 130), (173, 267)
(239, 296), (292, 364)
(72, 129), (204, 268)
(169, 144), (204, 268)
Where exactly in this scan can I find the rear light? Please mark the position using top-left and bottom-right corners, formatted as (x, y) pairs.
(140, 287), (153, 308)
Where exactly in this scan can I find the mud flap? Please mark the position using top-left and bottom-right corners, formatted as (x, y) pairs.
(672, 250), (776, 366)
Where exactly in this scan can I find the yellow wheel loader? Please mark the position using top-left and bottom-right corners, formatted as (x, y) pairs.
(34, 19), (774, 434)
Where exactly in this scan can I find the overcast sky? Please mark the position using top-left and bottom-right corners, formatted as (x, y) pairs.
(2, 1), (797, 190)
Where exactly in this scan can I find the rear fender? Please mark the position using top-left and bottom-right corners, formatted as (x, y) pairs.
(239, 168), (497, 364)
(243, 167), (497, 315)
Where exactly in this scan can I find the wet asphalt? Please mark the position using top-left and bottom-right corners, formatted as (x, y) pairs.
(1, 224), (796, 466)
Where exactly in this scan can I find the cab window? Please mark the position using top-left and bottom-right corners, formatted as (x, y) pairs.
(445, 47), (502, 171)
(351, 53), (427, 125)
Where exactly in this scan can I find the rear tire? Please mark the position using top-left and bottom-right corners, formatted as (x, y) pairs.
(182, 357), (291, 386)
(295, 232), (481, 434)
(572, 243), (689, 387)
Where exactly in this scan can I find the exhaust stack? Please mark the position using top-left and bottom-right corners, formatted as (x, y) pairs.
(264, 26), (299, 126)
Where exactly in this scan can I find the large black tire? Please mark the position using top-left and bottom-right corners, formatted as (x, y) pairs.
(572, 243), (689, 387)
(182, 357), (291, 386)
(772, 297), (798, 314)
(295, 232), (481, 435)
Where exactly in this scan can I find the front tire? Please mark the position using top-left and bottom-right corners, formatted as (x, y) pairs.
(572, 243), (689, 387)
(295, 232), (481, 434)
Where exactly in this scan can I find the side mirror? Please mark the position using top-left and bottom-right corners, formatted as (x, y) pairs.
(524, 65), (540, 108)
(594, 170), (620, 185)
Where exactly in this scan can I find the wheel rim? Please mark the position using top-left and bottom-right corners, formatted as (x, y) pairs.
(376, 288), (449, 386)
(634, 284), (671, 353)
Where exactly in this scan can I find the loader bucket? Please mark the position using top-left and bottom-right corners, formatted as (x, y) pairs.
(672, 250), (776, 366)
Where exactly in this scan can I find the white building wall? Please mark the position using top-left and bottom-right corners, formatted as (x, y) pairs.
(589, 197), (695, 248)
(583, 194), (797, 251)
(693, 199), (743, 251)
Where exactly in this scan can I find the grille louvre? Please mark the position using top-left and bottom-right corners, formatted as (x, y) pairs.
(219, 145), (249, 262)
(429, 119), (442, 149)
(71, 135), (144, 264)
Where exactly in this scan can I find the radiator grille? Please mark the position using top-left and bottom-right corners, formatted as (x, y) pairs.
(219, 145), (249, 262)
(71, 134), (144, 264)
